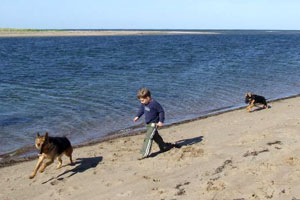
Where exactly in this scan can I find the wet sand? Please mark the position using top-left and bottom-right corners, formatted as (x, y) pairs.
(1, 96), (300, 199)
(0, 30), (219, 37)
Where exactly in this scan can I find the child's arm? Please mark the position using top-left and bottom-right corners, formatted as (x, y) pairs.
(134, 104), (144, 122)
(156, 102), (165, 127)
(133, 117), (139, 122)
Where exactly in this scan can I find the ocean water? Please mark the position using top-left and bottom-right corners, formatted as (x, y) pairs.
(1, 30), (300, 157)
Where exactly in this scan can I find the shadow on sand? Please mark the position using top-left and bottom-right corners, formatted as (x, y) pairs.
(42, 156), (102, 184)
(149, 136), (204, 158)
(175, 136), (204, 147)
(250, 105), (271, 113)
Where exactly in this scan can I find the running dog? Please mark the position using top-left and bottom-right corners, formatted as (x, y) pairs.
(245, 92), (268, 112)
(29, 132), (73, 179)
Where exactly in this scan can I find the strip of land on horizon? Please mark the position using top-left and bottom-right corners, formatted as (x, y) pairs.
(0, 29), (219, 37)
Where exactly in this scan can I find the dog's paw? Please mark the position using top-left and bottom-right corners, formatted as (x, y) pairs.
(29, 174), (35, 179)
(56, 165), (62, 169)
(39, 169), (45, 173)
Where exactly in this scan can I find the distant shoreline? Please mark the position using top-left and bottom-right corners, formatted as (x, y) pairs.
(0, 30), (219, 37)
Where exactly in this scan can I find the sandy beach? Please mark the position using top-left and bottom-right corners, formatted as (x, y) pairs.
(1, 96), (300, 200)
(0, 30), (218, 37)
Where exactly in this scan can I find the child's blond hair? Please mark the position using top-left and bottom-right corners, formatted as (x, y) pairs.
(137, 88), (151, 99)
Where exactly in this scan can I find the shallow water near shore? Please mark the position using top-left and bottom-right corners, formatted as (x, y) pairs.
(1, 30), (300, 160)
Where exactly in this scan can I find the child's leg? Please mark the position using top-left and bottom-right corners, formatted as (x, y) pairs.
(153, 130), (167, 150)
(153, 130), (174, 151)
(140, 124), (157, 158)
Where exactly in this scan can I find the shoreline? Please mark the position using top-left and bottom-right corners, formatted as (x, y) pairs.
(1, 92), (300, 168)
(1, 91), (300, 199)
(0, 30), (219, 38)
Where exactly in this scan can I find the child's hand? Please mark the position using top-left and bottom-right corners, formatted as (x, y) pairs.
(133, 117), (139, 122)
(157, 122), (163, 127)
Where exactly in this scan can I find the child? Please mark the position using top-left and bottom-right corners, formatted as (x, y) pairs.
(133, 88), (173, 159)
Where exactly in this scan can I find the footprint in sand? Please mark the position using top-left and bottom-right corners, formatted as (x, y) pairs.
(57, 188), (65, 195)
(142, 175), (160, 183)
(50, 180), (59, 185)
(152, 187), (165, 195)
(214, 159), (233, 175)
(257, 181), (275, 199)
(285, 157), (299, 166)
(206, 180), (226, 192)
(172, 146), (204, 161)
(143, 175), (151, 180)
(117, 190), (132, 197)
(49, 177), (66, 186)
(243, 148), (269, 157)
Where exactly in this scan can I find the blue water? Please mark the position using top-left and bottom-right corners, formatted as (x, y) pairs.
(1, 30), (300, 156)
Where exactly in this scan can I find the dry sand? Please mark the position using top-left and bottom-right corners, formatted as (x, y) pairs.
(0, 30), (218, 37)
(1, 96), (300, 200)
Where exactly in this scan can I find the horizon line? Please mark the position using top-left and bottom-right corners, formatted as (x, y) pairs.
(1, 28), (300, 31)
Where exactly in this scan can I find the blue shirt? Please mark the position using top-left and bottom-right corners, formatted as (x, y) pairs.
(136, 99), (165, 124)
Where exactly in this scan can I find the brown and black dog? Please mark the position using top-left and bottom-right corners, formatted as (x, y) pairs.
(245, 92), (268, 112)
(29, 132), (73, 179)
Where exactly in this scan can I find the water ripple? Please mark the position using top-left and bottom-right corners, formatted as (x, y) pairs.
(1, 32), (300, 156)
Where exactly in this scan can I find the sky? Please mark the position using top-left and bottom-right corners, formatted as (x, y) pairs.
(1, 0), (300, 30)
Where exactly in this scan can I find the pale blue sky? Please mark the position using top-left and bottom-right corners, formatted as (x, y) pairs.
(1, 0), (300, 30)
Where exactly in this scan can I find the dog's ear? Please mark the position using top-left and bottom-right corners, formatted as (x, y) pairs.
(36, 132), (40, 137)
(45, 132), (49, 140)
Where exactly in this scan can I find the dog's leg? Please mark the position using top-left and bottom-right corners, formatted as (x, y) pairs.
(39, 158), (54, 173)
(265, 104), (269, 109)
(65, 146), (73, 165)
(69, 154), (73, 165)
(56, 155), (63, 169)
(29, 154), (45, 179)
(247, 105), (251, 112)
(248, 100), (255, 112)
